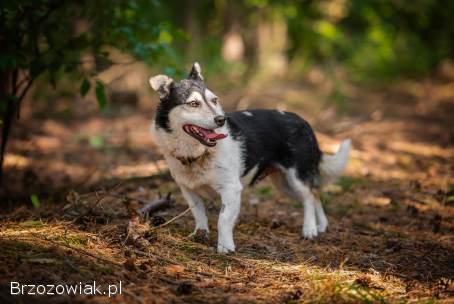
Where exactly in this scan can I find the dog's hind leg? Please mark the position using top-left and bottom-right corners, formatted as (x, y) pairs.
(271, 170), (328, 236)
(283, 168), (319, 239)
(313, 193), (328, 233)
(270, 172), (300, 201)
(180, 186), (209, 236)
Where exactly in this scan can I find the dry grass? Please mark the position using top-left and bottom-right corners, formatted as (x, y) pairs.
(1, 76), (453, 303)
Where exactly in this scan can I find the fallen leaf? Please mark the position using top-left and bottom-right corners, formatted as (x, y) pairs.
(165, 264), (185, 275)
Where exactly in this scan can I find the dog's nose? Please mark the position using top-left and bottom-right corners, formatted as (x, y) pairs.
(214, 115), (226, 127)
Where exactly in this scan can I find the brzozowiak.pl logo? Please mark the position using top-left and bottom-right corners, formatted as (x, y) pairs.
(10, 281), (122, 298)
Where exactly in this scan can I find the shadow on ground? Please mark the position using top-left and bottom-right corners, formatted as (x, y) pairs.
(1, 77), (453, 303)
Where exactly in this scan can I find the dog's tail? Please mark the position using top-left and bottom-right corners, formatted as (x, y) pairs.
(319, 139), (351, 184)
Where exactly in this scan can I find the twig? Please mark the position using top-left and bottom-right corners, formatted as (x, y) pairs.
(149, 207), (191, 232)
(138, 192), (174, 216)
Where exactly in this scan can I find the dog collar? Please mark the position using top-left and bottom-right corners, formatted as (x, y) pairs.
(172, 150), (211, 166)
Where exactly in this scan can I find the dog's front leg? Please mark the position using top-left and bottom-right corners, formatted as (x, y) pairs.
(217, 184), (242, 253)
(180, 186), (209, 236)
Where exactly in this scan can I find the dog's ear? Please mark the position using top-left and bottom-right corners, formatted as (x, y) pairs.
(188, 62), (203, 81)
(149, 75), (174, 99)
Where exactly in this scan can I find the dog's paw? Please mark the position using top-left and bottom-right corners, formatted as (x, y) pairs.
(317, 220), (328, 233)
(217, 243), (235, 254)
(302, 224), (318, 239)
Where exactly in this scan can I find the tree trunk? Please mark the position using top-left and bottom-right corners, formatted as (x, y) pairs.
(0, 70), (18, 185)
(255, 15), (288, 78)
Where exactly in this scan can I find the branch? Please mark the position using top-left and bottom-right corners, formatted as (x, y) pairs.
(149, 207), (191, 232)
(138, 192), (175, 216)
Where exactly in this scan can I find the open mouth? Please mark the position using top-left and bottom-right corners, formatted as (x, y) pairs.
(183, 124), (227, 147)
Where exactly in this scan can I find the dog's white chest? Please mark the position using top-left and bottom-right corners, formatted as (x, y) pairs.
(152, 121), (244, 196)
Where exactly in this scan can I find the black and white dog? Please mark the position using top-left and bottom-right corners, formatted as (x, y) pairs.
(149, 62), (350, 253)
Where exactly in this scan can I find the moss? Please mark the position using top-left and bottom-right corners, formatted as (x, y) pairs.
(337, 176), (364, 192)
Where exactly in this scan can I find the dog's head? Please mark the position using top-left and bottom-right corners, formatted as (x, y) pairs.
(149, 62), (227, 147)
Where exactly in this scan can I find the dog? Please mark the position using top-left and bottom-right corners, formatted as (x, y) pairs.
(149, 62), (350, 253)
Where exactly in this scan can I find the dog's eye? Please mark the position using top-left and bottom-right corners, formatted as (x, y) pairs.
(188, 100), (200, 107)
(212, 97), (218, 104)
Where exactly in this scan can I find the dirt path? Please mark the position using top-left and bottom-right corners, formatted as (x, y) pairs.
(0, 77), (453, 303)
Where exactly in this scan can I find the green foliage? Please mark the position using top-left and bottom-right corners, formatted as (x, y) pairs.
(95, 81), (107, 110)
(0, 0), (185, 178)
(0, 0), (182, 105)
(79, 79), (90, 97)
(149, 0), (454, 83)
(30, 194), (41, 209)
(337, 176), (364, 192)
(1, 0), (454, 181)
(284, 0), (454, 80)
(89, 135), (104, 149)
(255, 186), (274, 199)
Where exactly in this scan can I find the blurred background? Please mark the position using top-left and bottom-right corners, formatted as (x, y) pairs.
(1, 0), (454, 203)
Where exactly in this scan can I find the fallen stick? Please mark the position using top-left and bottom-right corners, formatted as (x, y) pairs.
(95, 191), (175, 217)
(149, 207), (191, 232)
(138, 192), (175, 216)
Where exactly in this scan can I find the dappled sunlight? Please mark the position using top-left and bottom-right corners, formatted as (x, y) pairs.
(2, 1), (454, 302)
(3, 154), (29, 169)
(388, 141), (453, 158)
(111, 161), (167, 179)
(2, 52), (453, 304)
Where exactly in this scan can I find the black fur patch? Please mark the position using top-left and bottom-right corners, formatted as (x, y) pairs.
(226, 109), (322, 186)
(155, 79), (207, 132)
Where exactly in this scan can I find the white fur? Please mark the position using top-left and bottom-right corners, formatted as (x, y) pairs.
(285, 168), (318, 238)
(180, 186), (209, 234)
(240, 165), (258, 186)
(319, 139), (351, 184)
(153, 110), (348, 249)
(192, 62), (203, 80)
(204, 88), (217, 103)
(151, 82), (348, 251)
(270, 168), (328, 237)
(186, 91), (204, 103)
(153, 122), (243, 253)
(314, 199), (328, 232)
(149, 75), (173, 98)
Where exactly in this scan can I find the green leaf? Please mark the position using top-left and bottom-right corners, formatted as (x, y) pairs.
(89, 135), (104, 149)
(158, 30), (173, 44)
(30, 195), (41, 208)
(95, 80), (107, 110)
(447, 195), (454, 203)
(80, 78), (91, 97)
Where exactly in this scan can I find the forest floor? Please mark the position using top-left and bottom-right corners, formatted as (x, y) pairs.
(0, 73), (453, 303)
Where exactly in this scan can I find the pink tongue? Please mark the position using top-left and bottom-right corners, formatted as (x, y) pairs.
(206, 132), (227, 140)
